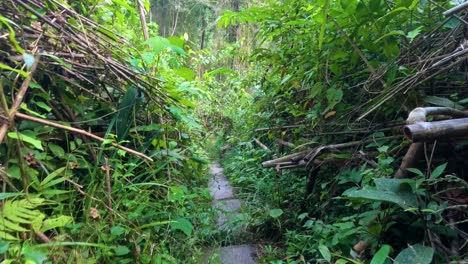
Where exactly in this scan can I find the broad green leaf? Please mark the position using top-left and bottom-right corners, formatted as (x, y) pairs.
(167, 36), (184, 49)
(0, 240), (9, 254)
(318, 244), (331, 261)
(269, 209), (283, 218)
(22, 243), (47, 264)
(7, 131), (43, 150)
(371, 244), (392, 264)
(110, 226), (126, 237)
(112, 0), (136, 13)
(114, 245), (130, 256)
(430, 163), (447, 179)
(343, 181), (417, 209)
(146, 36), (170, 55)
(174, 67), (195, 81)
(394, 244), (434, 264)
(170, 218), (193, 236)
(407, 26), (423, 42)
(48, 144), (65, 157)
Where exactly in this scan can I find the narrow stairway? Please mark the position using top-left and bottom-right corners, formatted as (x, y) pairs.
(203, 164), (258, 264)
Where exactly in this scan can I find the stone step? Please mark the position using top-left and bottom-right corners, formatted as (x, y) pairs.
(202, 245), (258, 264)
(213, 199), (241, 227)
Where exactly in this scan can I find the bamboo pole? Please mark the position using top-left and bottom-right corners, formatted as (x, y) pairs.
(404, 118), (468, 142)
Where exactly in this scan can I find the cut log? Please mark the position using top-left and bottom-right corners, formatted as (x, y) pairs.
(404, 118), (468, 142)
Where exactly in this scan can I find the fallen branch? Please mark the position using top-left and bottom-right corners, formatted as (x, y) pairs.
(263, 136), (400, 169)
(14, 112), (153, 162)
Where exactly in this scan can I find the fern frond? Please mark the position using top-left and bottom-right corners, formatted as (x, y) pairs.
(0, 198), (45, 240)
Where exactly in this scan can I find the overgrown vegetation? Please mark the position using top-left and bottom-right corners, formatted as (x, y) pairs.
(1, 0), (467, 263)
(214, 0), (468, 263)
(0, 0), (218, 262)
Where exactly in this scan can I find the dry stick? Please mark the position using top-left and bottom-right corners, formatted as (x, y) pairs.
(0, 56), (40, 144)
(14, 112), (153, 162)
(253, 138), (271, 152)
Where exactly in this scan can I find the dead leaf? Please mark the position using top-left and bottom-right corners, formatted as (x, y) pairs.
(89, 207), (100, 219)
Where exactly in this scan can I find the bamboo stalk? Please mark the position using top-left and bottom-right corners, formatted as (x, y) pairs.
(443, 1), (468, 16)
(404, 118), (468, 142)
(14, 112), (153, 162)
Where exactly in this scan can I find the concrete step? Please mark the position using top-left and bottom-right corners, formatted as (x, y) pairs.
(202, 245), (258, 264)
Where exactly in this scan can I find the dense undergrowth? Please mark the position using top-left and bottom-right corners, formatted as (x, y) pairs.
(0, 0), (222, 263)
(213, 0), (468, 263)
(0, 0), (467, 263)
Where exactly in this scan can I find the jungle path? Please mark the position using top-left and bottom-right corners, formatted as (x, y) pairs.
(202, 164), (258, 264)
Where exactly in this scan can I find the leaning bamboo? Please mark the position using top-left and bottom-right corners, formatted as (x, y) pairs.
(404, 118), (468, 142)
(14, 112), (153, 162)
(262, 150), (309, 168)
